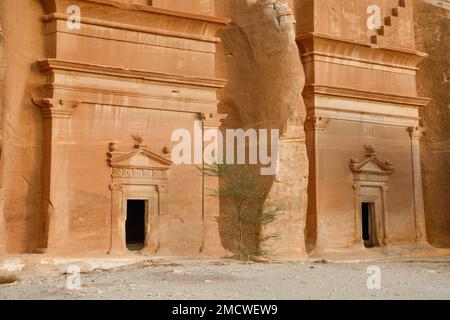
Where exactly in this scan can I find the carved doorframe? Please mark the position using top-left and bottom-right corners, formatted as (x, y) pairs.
(350, 145), (394, 247)
(107, 140), (172, 254)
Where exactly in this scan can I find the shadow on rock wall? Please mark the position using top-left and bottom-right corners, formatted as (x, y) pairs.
(413, 0), (450, 247)
(216, 0), (310, 259)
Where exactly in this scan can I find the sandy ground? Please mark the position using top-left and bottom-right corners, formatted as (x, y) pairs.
(0, 257), (449, 300)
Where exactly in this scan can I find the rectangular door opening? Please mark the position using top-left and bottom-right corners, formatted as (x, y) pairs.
(126, 200), (146, 251)
(362, 202), (377, 248)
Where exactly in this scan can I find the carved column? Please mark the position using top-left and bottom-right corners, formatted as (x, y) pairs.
(32, 98), (80, 252)
(305, 116), (330, 249)
(381, 185), (390, 245)
(200, 113), (226, 255)
(108, 182), (124, 254)
(142, 183), (167, 253)
(352, 184), (363, 246)
(408, 126), (427, 243)
(157, 183), (168, 216)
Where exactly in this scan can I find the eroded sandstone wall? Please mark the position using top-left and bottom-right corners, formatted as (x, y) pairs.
(413, 0), (450, 247)
(0, 5), (5, 258)
(0, 1), (46, 253)
(216, 0), (309, 259)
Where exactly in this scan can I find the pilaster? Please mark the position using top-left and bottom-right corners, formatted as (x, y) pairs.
(32, 98), (80, 252)
(408, 126), (428, 243)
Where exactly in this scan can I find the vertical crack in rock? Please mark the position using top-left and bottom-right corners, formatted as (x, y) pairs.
(217, 0), (309, 259)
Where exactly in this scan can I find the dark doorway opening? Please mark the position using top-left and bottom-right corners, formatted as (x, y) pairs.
(362, 202), (376, 248)
(126, 200), (146, 251)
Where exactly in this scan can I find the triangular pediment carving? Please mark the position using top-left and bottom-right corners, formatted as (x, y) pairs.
(350, 145), (394, 179)
(109, 148), (172, 169)
(351, 157), (393, 174)
(108, 137), (172, 171)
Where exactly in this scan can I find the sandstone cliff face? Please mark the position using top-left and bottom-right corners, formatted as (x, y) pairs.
(0, 6), (5, 258)
(216, 0), (309, 259)
(413, 0), (450, 247)
(0, 1), (46, 253)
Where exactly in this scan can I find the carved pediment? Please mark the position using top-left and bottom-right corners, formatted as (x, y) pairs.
(350, 145), (393, 183)
(109, 148), (172, 169)
(107, 139), (172, 180)
(350, 157), (394, 175)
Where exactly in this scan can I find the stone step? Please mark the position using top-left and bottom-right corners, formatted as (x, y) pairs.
(399, 0), (412, 8)
(392, 5), (412, 18)
(384, 15), (399, 28)
(377, 25), (392, 37)
(392, 7), (400, 17)
(370, 35), (389, 46)
(370, 0), (413, 47)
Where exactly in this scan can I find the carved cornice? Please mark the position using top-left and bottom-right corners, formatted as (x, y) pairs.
(85, 0), (230, 25)
(297, 32), (427, 70)
(303, 84), (431, 108)
(31, 98), (80, 119)
(40, 0), (230, 43)
(38, 59), (227, 90)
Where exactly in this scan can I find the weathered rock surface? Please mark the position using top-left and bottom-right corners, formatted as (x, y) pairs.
(0, 1), (45, 253)
(216, 0), (309, 259)
(413, 0), (450, 247)
(0, 5), (5, 258)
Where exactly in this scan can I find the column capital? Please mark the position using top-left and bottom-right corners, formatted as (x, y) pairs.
(32, 98), (80, 119)
(156, 183), (168, 194)
(200, 113), (224, 129)
(408, 126), (426, 140)
(305, 116), (331, 132)
(109, 182), (123, 192)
